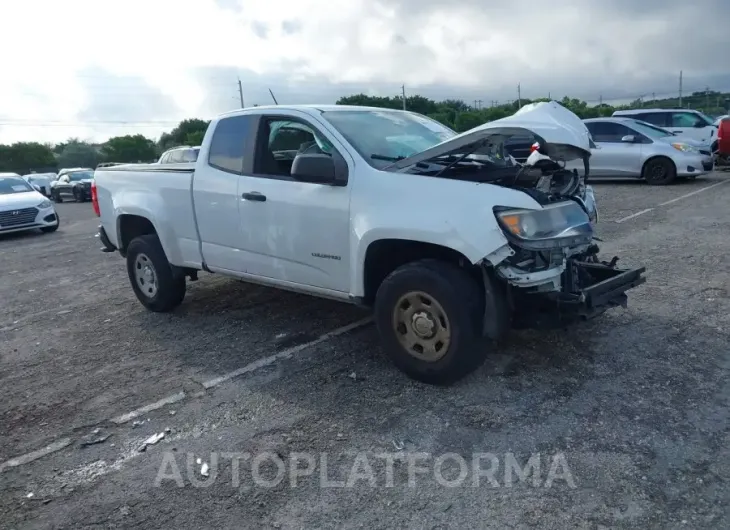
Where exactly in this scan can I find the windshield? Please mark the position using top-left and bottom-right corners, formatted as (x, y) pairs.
(321, 110), (457, 168)
(0, 177), (33, 195)
(629, 120), (673, 139)
(67, 171), (94, 181)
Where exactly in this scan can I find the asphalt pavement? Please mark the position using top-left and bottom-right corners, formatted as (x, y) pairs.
(1, 174), (729, 529)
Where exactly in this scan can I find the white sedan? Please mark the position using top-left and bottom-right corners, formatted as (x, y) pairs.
(0, 174), (60, 235)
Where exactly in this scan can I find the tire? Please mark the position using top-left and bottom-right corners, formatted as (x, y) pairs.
(73, 187), (82, 202)
(642, 157), (676, 185)
(52, 189), (63, 203)
(374, 259), (490, 385)
(126, 234), (186, 312)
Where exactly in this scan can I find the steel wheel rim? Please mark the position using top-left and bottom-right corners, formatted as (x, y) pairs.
(134, 253), (158, 298)
(392, 290), (451, 362)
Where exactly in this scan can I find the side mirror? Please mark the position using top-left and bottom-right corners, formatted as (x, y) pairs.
(621, 135), (636, 143)
(291, 154), (336, 184)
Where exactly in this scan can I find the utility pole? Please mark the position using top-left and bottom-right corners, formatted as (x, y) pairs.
(517, 83), (522, 108)
(678, 70), (683, 108)
(652, 92), (656, 102)
(401, 85), (406, 111)
(599, 95), (603, 105)
(237, 77), (244, 108)
(476, 99), (482, 110)
(705, 86), (710, 110)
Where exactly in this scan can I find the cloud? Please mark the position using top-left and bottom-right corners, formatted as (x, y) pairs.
(0, 0), (728, 143)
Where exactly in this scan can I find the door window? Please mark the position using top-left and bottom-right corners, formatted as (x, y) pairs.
(169, 150), (184, 163)
(255, 118), (336, 178)
(208, 115), (251, 174)
(633, 112), (669, 127)
(586, 122), (634, 143)
(671, 112), (705, 128)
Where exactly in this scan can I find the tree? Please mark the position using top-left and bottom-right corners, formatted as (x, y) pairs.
(184, 130), (205, 146)
(57, 139), (102, 169)
(0, 142), (56, 174)
(102, 134), (158, 163)
(158, 119), (210, 151)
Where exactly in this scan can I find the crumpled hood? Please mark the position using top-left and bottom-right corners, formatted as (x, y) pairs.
(0, 191), (47, 209)
(388, 101), (593, 170)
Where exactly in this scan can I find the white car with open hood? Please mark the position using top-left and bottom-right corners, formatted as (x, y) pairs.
(0, 174), (60, 235)
(92, 101), (646, 385)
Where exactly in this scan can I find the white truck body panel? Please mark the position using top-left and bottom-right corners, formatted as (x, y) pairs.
(95, 102), (593, 300)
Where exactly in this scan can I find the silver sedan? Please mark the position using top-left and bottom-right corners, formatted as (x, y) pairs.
(576, 117), (714, 185)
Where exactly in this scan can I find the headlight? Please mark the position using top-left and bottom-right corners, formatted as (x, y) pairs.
(494, 201), (593, 250)
(37, 199), (52, 209)
(671, 143), (697, 153)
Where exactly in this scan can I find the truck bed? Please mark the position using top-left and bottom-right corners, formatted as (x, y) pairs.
(94, 163), (203, 268)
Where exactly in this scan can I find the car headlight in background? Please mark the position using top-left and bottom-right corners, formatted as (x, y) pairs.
(37, 199), (53, 209)
(494, 201), (593, 250)
(671, 143), (697, 153)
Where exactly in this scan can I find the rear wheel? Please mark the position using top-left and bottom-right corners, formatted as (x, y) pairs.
(642, 157), (676, 185)
(73, 187), (83, 202)
(126, 234), (186, 312)
(374, 259), (491, 385)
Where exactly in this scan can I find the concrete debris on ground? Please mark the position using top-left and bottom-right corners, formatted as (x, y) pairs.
(137, 433), (165, 452)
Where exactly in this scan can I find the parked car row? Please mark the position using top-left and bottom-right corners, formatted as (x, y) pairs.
(504, 109), (717, 185)
(0, 173), (60, 235)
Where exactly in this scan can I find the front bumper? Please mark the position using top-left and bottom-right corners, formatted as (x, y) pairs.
(509, 257), (646, 329)
(0, 206), (58, 235)
(676, 153), (713, 176)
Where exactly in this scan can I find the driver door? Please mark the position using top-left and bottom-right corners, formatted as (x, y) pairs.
(669, 112), (713, 142)
(235, 110), (353, 293)
(586, 122), (644, 177)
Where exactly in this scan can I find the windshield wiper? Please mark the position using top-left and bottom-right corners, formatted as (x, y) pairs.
(371, 154), (405, 162)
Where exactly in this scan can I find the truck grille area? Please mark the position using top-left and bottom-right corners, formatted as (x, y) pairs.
(0, 207), (38, 228)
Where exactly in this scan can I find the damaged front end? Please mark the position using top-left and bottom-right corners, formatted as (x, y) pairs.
(484, 194), (646, 330)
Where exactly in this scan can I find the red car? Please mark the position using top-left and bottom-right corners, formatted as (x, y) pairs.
(717, 118), (730, 167)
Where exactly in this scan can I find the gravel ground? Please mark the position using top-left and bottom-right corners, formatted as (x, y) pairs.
(1, 174), (729, 529)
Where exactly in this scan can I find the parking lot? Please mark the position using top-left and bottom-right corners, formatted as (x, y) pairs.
(2, 174), (730, 529)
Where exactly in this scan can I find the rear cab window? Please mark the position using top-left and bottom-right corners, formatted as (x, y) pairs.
(208, 115), (255, 174)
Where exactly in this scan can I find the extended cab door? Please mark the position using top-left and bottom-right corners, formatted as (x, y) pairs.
(192, 114), (259, 272)
(235, 110), (353, 293)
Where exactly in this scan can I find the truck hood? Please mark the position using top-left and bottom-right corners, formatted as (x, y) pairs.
(388, 101), (592, 170)
(0, 190), (47, 209)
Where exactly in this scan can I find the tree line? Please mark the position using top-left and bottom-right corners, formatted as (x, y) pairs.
(2, 90), (727, 175)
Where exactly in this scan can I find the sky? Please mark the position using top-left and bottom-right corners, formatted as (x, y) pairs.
(1, 0), (728, 144)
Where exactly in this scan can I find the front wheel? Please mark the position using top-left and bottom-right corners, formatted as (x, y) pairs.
(73, 187), (83, 202)
(126, 234), (186, 312)
(642, 157), (676, 185)
(52, 189), (63, 203)
(374, 259), (489, 385)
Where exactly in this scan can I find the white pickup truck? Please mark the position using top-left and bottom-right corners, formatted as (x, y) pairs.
(93, 101), (646, 385)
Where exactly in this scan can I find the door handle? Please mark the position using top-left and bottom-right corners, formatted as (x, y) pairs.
(242, 192), (266, 202)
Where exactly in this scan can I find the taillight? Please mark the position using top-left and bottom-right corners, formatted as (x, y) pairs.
(530, 142), (540, 152)
(91, 180), (100, 217)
